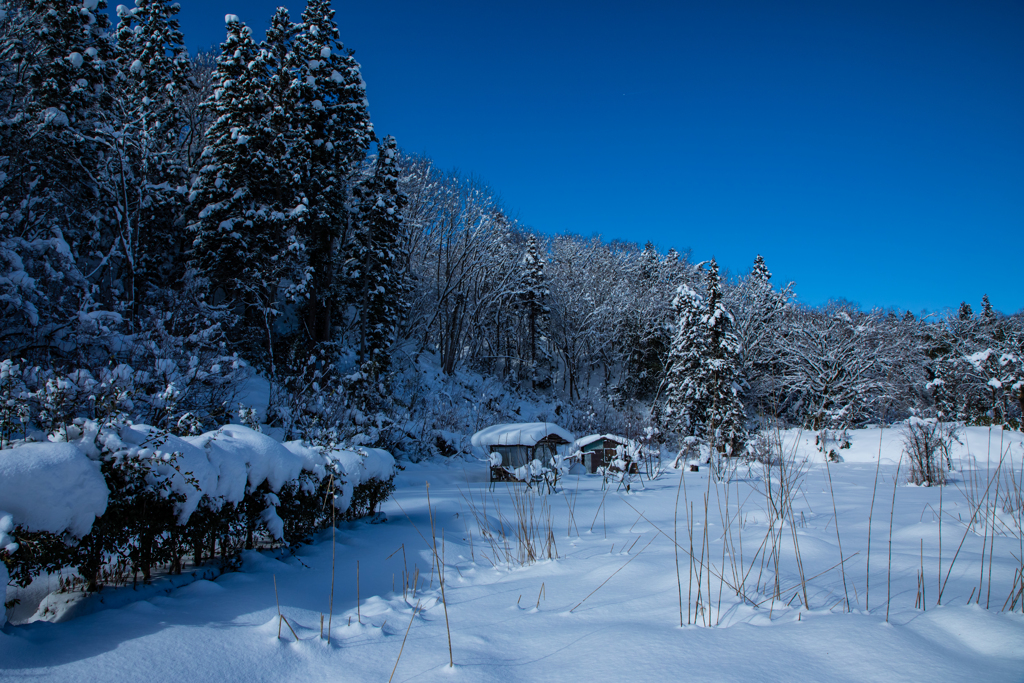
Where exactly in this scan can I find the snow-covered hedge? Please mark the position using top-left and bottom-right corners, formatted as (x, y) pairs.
(0, 420), (395, 599)
(0, 443), (108, 539)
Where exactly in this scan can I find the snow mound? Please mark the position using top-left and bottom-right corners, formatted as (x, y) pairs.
(471, 422), (575, 458)
(282, 441), (395, 513)
(188, 424), (305, 501)
(0, 442), (107, 538)
(282, 441), (395, 487)
(77, 422), (220, 524)
(331, 446), (395, 484)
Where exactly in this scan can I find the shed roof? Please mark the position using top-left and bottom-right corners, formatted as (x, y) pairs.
(471, 423), (575, 458)
(574, 434), (631, 449)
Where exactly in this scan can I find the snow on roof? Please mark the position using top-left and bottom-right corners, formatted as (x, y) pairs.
(574, 434), (631, 449)
(471, 423), (575, 458)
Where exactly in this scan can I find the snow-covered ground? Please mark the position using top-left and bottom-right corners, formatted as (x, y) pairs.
(3, 426), (1024, 681)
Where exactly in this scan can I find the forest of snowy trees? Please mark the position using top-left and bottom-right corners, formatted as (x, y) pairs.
(2, 0), (1023, 461)
(2, 0), (1024, 601)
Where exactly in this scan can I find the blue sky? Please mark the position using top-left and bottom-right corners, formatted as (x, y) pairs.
(162, 0), (1023, 314)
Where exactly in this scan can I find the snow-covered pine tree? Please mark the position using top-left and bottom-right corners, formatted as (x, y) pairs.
(111, 0), (191, 312)
(979, 293), (1004, 342)
(353, 135), (408, 384)
(661, 282), (706, 438)
(1, 0), (116, 239)
(188, 15), (301, 367)
(639, 240), (658, 281)
(517, 234), (552, 387)
(661, 259), (745, 455)
(700, 259), (746, 455)
(751, 253), (770, 282)
(293, 0), (374, 344)
(618, 242), (675, 401)
(342, 135), (408, 443)
(931, 295), (1022, 426)
(262, 6), (305, 237)
(981, 294), (995, 322)
(0, 0), (117, 355)
(730, 254), (791, 414)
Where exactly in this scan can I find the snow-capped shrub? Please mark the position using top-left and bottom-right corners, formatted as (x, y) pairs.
(0, 443), (108, 537)
(902, 417), (956, 487)
(347, 475), (396, 520)
(0, 442), (108, 590)
(0, 420), (397, 593)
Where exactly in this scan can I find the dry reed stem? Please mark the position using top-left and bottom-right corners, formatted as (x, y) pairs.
(698, 493), (708, 626)
(281, 614), (298, 642)
(886, 455), (902, 623)
(272, 574), (298, 641)
(426, 483), (454, 668)
(865, 426), (883, 612)
(389, 603), (421, 683)
(688, 501), (695, 624)
(986, 429), (1005, 609)
(590, 488), (609, 533)
(674, 465), (684, 627)
(705, 492), (714, 626)
(329, 483), (336, 644)
(937, 484), (942, 606)
(920, 538), (926, 610)
(939, 447), (1008, 603)
(824, 454), (850, 611)
(274, 574), (282, 639)
(617, 497), (759, 605)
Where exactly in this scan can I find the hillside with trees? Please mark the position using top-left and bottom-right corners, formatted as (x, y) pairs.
(1, 0), (1023, 596)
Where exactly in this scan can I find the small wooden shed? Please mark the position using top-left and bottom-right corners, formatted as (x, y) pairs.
(471, 423), (575, 483)
(575, 434), (631, 474)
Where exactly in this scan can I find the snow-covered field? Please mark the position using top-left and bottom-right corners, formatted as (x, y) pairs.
(3, 426), (1024, 682)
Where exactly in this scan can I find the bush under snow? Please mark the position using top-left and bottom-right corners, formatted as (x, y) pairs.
(0, 422), (395, 598)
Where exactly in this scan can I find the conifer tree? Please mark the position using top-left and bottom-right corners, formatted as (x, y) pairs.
(702, 259), (747, 454)
(732, 254), (791, 412)
(520, 235), (547, 361)
(0, 0), (115, 233)
(353, 135), (408, 384)
(751, 253), (771, 283)
(662, 259), (746, 455)
(979, 294), (1002, 342)
(112, 0), (191, 309)
(340, 136), (408, 442)
(188, 15), (300, 366)
(981, 294), (994, 321)
(661, 283), (706, 436)
(262, 7), (305, 236)
(293, 0), (374, 343)
(639, 240), (658, 281)
(0, 0), (116, 342)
